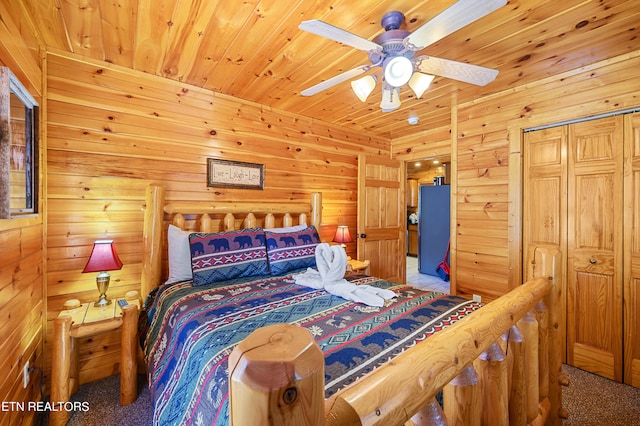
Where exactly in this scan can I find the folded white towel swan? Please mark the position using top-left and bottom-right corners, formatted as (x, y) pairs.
(294, 243), (396, 307)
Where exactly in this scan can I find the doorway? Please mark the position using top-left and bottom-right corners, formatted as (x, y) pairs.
(405, 157), (451, 293)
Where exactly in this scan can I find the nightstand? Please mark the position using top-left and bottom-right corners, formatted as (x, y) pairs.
(347, 258), (370, 274)
(49, 292), (140, 426)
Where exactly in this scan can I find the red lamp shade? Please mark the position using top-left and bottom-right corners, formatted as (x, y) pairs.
(82, 240), (123, 273)
(333, 226), (353, 244)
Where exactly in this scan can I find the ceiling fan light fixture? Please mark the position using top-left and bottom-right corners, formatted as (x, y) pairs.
(351, 75), (377, 102)
(384, 56), (413, 87)
(380, 86), (401, 112)
(408, 72), (435, 98)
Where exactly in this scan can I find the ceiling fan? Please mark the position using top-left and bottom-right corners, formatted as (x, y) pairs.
(298, 0), (506, 112)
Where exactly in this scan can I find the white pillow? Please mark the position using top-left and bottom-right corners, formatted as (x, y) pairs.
(165, 224), (193, 284)
(263, 224), (308, 233)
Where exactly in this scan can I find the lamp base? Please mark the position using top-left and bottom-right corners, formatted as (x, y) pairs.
(94, 272), (112, 307)
(94, 296), (112, 308)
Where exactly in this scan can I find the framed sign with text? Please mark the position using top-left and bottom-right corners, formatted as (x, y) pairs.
(207, 158), (264, 189)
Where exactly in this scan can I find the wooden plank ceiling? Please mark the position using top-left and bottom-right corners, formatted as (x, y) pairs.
(17, 0), (640, 139)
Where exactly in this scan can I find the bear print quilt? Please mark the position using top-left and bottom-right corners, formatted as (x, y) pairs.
(142, 272), (481, 426)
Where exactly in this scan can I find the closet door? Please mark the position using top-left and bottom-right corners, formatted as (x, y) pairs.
(567, 116), (624, 381)
(523, 126), (567, 361)
(624, 113), (640, 387)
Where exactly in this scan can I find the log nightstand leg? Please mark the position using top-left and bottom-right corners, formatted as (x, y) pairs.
(120, 303), (139, 405)
(50, 316), (73, 426)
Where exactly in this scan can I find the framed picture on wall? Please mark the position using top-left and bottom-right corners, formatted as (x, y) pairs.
(207, 158), (264, 190)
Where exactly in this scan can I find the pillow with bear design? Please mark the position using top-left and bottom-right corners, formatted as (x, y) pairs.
(265, 226), (321, 276)
(189, 228), (269, 286)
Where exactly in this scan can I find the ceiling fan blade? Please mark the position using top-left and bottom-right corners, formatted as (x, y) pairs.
(405, 0), (507, 50)
(301, 65), (372, 96)
(415, 55), (498, 86)
(299, 20), (382, 52)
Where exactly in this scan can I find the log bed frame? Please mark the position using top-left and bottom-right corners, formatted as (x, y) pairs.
(140, 184), (567, 425)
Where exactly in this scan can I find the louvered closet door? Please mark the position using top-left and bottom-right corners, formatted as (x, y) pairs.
(624, 113), (640, 387)
(567, 116), (624, 382)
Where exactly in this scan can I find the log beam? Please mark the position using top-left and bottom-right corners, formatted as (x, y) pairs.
(443, 365), (480, 426)
(325, 277), (550, 426)
(120, 303), (138, 405)
(478, 343), (508, 426)
(50, 316), (72, 426)
(229, 324), (325, 426)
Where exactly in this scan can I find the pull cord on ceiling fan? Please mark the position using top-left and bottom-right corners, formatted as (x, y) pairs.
(298, 0), (507, 113)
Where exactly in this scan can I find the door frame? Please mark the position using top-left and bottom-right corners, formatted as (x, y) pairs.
(404, 157), (453, 285)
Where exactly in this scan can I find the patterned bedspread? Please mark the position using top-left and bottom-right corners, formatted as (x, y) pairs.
(142, 272), (481, 425)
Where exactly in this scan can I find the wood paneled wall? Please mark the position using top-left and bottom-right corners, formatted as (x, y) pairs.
(456, 51), (640, 300)
(393, 126), (452, 161)
(0, 1), (45, 424)
(4, 0), (640, 396)
(44, 50), (389, 385)
(396, 50), (640, 301)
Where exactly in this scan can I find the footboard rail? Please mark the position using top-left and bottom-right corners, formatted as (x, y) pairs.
(229, 246), (563, 426)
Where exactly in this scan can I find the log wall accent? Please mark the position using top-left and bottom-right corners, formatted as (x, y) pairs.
(394, 50), (640, 301)
(44, 50), (390, 386)
(0, 1), (45, 423)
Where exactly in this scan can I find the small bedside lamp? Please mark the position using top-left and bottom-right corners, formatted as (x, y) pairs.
(333, 225), (353, 248)
(82, 240), (123, 307)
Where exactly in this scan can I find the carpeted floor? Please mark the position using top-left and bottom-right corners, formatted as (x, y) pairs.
(561, 364), (640, 426)
(37, 364), (640, 425)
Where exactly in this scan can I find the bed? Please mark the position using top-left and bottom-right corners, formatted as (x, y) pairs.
(139, 184), (565, 425)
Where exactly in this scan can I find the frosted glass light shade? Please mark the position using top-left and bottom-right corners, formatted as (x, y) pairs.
(384, 56), (413, 87)
(380, 86), (401, 112)
(408, 72), (435, 98)
(350, 75), (377, 102)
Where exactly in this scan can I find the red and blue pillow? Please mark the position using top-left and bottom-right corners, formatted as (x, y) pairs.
(265, 226), (321, 275)
(189, 228), (269, 286)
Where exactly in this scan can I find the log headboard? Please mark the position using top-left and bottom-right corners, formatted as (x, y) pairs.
(140, 184), (322, 298)
(137, 184), (567, 425)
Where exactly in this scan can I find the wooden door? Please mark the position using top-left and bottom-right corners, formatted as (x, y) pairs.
(523, 126), (567, 362)
(567, 116), (624, 381)
(624, 112), (640, 387)
(357, 155), (405, 283)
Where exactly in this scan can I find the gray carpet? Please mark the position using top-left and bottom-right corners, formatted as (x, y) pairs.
(39, 364), (640, 425)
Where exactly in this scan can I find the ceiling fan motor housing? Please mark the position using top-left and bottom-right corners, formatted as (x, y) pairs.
(371, 12), (414, 60)
(381, 11), (405, 30)
(370, 11), (416, 86)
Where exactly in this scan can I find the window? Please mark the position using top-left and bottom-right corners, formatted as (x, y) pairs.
(1, 67), (39, 218)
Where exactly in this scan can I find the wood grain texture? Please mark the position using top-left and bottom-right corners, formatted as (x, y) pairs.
(2, 0), (640, 397)
(0, 4), (44, 420)
(450, 52), (640, 302)
(11, 0), (640, 139)
(229, 324), (325, 426)
(567, 116), (624, 381)
(324, 277), (551, 425)
(43, 51), (386, 386)
(624, 113), (640, 387)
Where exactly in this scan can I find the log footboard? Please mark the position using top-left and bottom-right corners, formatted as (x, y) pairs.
(229, 246), (563, 425)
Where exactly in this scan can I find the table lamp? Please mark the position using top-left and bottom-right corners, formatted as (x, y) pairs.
(82, 240), (123, 307)
(332, 225), (353, 248)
